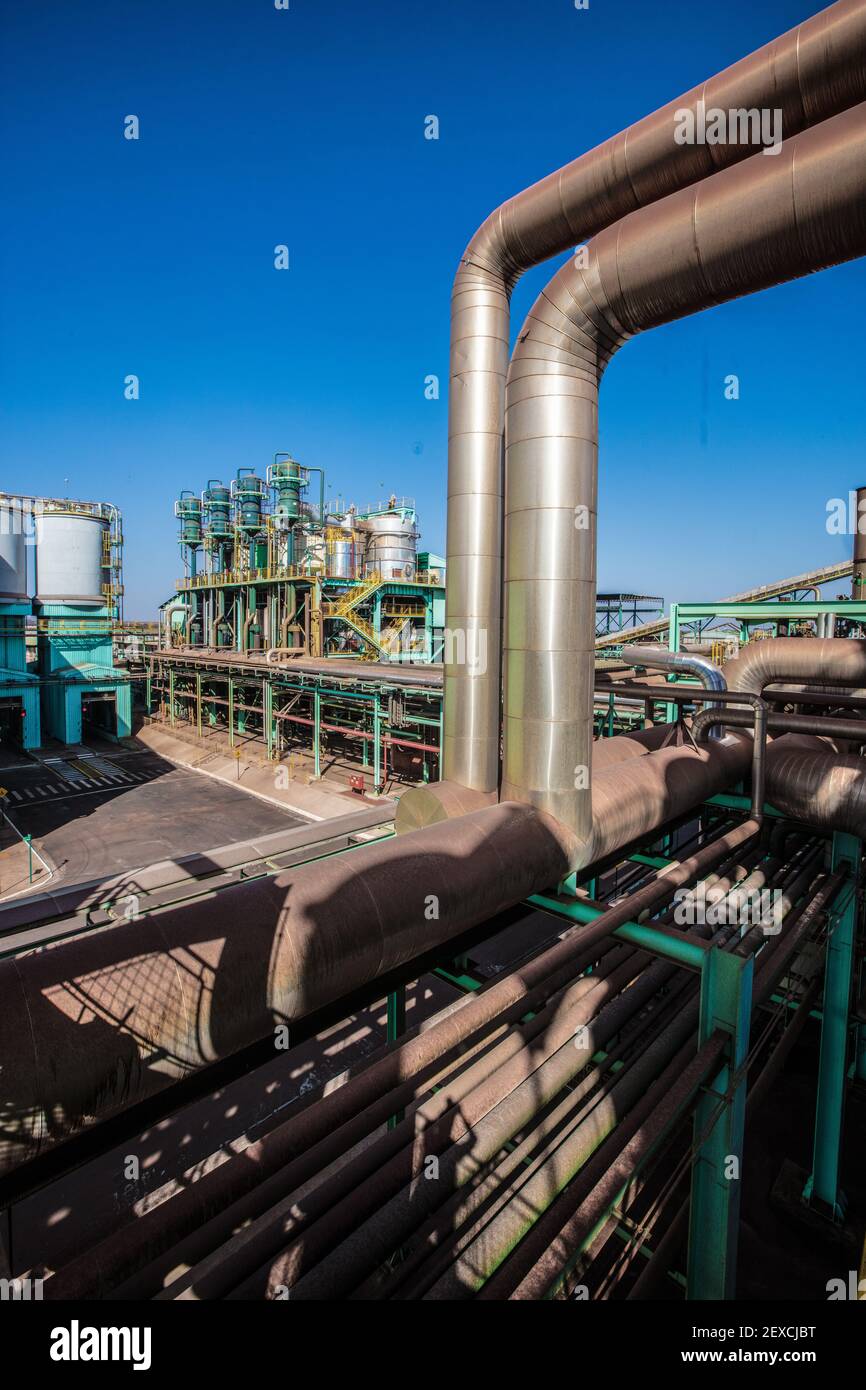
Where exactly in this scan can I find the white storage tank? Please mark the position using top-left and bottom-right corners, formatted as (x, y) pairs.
(35, 510), (108, 604)
(0, 500), (28, 600)
(364, 510), (418, 580)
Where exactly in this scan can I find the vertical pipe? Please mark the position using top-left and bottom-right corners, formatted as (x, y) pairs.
(313, 688), (321, 779)
(446, 2), (866, 796)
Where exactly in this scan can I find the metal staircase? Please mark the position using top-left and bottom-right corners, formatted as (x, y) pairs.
(323, 572), (386, 657)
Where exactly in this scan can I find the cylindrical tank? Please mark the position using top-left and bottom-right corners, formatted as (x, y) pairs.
(252, 540), (268, 570)
(270, 457), (303, 524)
(176, 493), (203, 548)
(203, 482), (232, 540)
(35, 510), (108, 604)
(234, 471), (265, 534)
(329, 537), (356, 579)
(326, 517), (357, 579)
(363, 509), (418, 580)
(0, 500), (28, 600)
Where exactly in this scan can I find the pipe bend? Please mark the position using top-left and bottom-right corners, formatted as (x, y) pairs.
(446, 2), (866, 796)
(724, 636), (866, 697)
(624, 644), (726, 740)
(503, 107), (866, 838)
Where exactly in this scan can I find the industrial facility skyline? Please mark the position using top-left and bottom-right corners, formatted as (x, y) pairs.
(2, 0), (864, 619)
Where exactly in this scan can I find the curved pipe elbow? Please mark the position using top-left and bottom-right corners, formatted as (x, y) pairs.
(625, 644), (726, 693)
(624, 645), (726, 739)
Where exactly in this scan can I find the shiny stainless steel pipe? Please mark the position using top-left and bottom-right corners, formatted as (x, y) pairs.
(623, 644), (727, 738)
(446, 0), (866, 794)
(503, 104), (866, 845)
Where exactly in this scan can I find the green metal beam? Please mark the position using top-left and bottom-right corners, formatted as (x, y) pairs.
(675, 601), (866, 621)
(807, 833), (859, 1220)
(528, 895), (709, 972)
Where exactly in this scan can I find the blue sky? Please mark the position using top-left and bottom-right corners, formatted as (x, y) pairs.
(1, 0), (863, 618)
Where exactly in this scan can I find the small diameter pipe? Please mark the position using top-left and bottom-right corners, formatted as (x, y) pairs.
(226, 853), (771, 1301)
(374, 860), (781, 1301)
(694, 707), (866, 746)
(45, 817), (758, 1300)
(628, 878), (840, 1302)
(174, 838), (762, 1299)
(483, 866), (837, 1301)
(593, 685), (769, 819)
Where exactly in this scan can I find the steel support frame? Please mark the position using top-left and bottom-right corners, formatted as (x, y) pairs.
(805, 830), (861, 1220)
(669, 599), (866, 661)
(527, 885), (755, 1302)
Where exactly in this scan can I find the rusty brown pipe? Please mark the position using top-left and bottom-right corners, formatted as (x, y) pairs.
(42, 818), (757, 1296)
(0, 802), (580, 1179)
(765, 738), (866, 838)
(724, 637), (866, 697)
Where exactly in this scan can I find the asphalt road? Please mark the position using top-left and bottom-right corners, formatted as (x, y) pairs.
(0, 746), (305, 886)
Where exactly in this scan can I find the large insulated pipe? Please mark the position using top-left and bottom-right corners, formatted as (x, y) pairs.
(724, 636), (866, 695)
(43, 818), (758, 1299)
(765, 738), (866, 837)
(503, 104), (866, 846)
(446, 0), (866, 794)
(588, 736), (752, 864)
(0, 802), (579, 1179)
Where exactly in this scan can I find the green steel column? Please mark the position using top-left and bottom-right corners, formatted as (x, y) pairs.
(665, 603), (680, 725)
(373, 591), (382, 648)
(667, 602), (680, 653)
(373, 698), (381, 790)
(386, 986), (406, 1129)
(168, 668), (175, 727)
(313, 688), (321, 778)
(807, 833), (859, 1218)
(687, 946), (754, 1301)
(146, 670), (152, 715)
(228, 676), (234, 747)
(196, 671), (202, 738)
